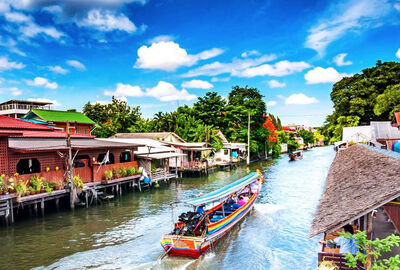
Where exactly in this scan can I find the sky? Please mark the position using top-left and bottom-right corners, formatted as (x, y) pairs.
(0, 0), (400, 127)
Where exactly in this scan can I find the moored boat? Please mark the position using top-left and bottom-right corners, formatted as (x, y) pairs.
(289, 150), (303, 161)
(160, 170), (264, 258)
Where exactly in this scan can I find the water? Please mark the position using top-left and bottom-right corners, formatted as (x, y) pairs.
(0, 147), (334, 270)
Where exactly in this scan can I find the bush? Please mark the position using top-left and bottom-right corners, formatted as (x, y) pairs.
(72, 175), (84, 190)
(119, 167), (127, 177)
(272, 144), (281, 158)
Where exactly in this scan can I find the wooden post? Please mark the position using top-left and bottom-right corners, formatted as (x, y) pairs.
(175, 156), (178, 178)
(66, 121), (76, 209)
(247, 111), (251, 166)
(40, 198), (44, 217)
(9, 199), (14, 224)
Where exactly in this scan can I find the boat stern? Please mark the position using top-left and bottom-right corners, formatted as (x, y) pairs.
(160, 235), (205, 258)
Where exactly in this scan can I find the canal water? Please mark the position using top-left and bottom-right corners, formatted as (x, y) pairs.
(0, 146), (334, 270)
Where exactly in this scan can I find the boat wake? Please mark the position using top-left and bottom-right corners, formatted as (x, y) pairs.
(254, 203), (285, 215)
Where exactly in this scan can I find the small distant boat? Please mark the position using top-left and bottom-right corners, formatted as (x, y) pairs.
(160, 170), (264, 258)
(289, 150), (303, 161)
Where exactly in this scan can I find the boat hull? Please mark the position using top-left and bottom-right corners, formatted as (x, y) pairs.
(161, 181), (261, 258)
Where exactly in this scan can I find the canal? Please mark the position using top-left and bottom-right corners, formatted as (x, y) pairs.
(0, 146), (334, 270)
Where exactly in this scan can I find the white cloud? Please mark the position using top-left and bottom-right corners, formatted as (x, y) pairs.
(285, 93), (319, 105)
(333, 53), (352, 66)
(238, 60), (310, 78)
(305, 0), (392, 55)
(26, 77), (58, 89)
(267, 80), (286, 88)
(28, 98), (60, 107)
(77, 9), (137, 33)
(94, 100), (111, 105)
(66, 60), (86, 71)
(266, 100), (277, 107)
(241, 50), (259, 58)
(211, 77), (230, 82)
(396, 48), (400, 58)
(146, 81), (197, 102)
(148, 35), (174, 44)
(0, 38), (25, 56)
(304, 67), (349, 84)
(4, 12), (30, 23)
(0, 56), (25, 71)
(183, 54), (277, 77)
(104, 83), (144, 98)
(181, 80), (213, 89)
(134, 41), (224, 71)
(10, 87), (22, 96)
(395, 3), (400, 11)
(49, 65), (69, 74)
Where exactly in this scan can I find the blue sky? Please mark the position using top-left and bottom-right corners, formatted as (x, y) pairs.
(0, 0), (400, 126)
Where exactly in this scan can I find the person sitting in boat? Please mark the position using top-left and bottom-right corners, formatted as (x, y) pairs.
(196, 205), (204, 214)
(242, 194), (250, 203)
(237, 196), (246, 206)
(319, 225), (359, 255)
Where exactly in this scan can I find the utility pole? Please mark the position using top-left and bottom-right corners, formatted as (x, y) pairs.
(205, 125), (209, 148)
(66, 121), (75, 209)
(247, 111), (250, 166)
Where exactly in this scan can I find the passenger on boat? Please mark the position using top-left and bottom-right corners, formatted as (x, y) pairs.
(242, 195), (249, 203)
(238, 196), (246, 206)
(320, 225), (359, 255)
(196, 205), (204, 214)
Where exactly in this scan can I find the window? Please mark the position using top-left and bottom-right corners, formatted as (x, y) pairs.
(17, 158), (41, 175)
(74, 155), (90, 168)
(224, 149), (229, 155)
(97, 153), (114, 164)
(120, 151), (131, 163)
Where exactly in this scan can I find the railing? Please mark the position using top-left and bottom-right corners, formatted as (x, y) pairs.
(73, 167), (92, 183)
(17, 170), (65, 185)
(92, 161), (139, 182)
(318, 252), (365, 270)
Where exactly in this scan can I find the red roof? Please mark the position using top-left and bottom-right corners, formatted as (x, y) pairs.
(392, 112), (400, 127)
(0, 115), (53, 130)
(0, 115), (94, 138)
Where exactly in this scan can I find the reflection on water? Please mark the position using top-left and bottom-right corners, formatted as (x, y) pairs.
(0, 147), (334, 270)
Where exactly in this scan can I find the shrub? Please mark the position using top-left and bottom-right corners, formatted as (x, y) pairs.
(119, 167), (127, 177)
(72, 175), (84, 190)
(30, 176), (44, 191)
(15, 181), (28, 198)
(104, 170), (113, 180)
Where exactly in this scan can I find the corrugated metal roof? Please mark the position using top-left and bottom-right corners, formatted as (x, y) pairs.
(136, 152), (186, 160)
(99, 138), (175, 155)
(25, 109), (95, 124)
(371, 121), (400, 139)
(0, 115), (53, 130)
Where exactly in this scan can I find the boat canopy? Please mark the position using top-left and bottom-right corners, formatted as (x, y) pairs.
(178, 172), (261, 207)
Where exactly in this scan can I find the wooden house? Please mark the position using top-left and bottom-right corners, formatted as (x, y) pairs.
(310, 144), (400, 269)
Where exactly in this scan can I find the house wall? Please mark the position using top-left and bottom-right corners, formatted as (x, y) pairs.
(52, 122), (93, 135)
(215, 148), (230, 162)
(0, 137), (9, 174)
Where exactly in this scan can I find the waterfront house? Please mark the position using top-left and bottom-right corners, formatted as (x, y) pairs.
(0, 99), (52, 119)
(113, 132), (185, 143)
(311, 144), (400, 269)
(22, 109), (96, 136)
(101, 137), (185, 182)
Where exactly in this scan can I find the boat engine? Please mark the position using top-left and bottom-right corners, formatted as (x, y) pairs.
(175, 211), (205, 236)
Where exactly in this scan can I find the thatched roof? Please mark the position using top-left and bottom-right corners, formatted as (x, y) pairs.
(310, 144), (400, 237)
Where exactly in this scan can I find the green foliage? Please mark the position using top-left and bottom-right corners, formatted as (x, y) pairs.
(193, 92), (227, 128)
(119, 167), (127, 177)
(297, 129), (315, 145)
(272, 144), (281, 158)
(127, 167), (136, 175)
(341, 230), (400, 270)
(321, 61), (400, 142)
(104, 169), (113, 180)
(30, 175), (44, 191)
(15, 181), (28, 198)
(72, 175), (84, 190)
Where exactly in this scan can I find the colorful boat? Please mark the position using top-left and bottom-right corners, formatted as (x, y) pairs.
(289, 150), (303, 161)
(160, 171), (264, 258)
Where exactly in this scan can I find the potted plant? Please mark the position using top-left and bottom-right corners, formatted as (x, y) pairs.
(119, 167), (127, 177)
(8, 177), (15, 193)
(30, 175), (44, 192)
(72, 175), (84, 190)
(112, 168), (118, 179)
(15, 181), (28, 198)
(104, 170), (113, 182)
(28, 186), (36, 195)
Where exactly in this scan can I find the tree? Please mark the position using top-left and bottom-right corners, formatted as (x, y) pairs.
(193, 92), (227, 129)
(342, 230), (400, 270)
(320, 61), (400, 142)
(297, 129), (315, 146)
(188, 124), (223, 151)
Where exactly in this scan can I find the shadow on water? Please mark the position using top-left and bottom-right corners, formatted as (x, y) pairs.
(0, 147), (335, 270)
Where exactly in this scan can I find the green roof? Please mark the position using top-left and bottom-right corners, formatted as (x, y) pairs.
(26, 109), (95, 124)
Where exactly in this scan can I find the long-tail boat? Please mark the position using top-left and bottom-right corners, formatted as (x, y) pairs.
(289, 150), (303, 161)
(160, 171), (264, 258)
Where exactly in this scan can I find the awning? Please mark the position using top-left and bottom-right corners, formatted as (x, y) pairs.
(178, 172), (261, 206)
(136, 152), (186, 160)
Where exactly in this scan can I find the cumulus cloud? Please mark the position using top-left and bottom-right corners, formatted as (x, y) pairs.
(26, 77), (58, 89)
(49, 65), (69, 74)
(4, 12), (30, 23)
(0, 56), (25, 71)
(134, 41), (224, 71)
(396, 48), (400, 58)
(285, 93), (318, 105)
(395, 3), (400, 11)
(237, 60), (310, 78)
(10, 87), (22, 96)
(146, 81), (197, 102)
(266, 100), (277, 107)
(183, 54), (277, 77)
(304, 67), (349, 84)
(333, 53), (352, 66)
(104, 83), (144, 97)
(77, 9), (137, 33)
(305, 0), (392, 55)
(148, 35), (174, 44)
(0, 38), (26, 56)
(66, 60), (86, 71)
(28, 98), (60, 107)
(181, 80), (213, 89)
(267, 79), (286, 88)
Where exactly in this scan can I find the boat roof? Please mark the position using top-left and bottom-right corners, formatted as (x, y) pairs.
(178, 172), (261, 207)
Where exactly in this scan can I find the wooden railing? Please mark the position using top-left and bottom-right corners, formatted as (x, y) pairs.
(318, 252), (365, 270)
(17, 170), (65, 185)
